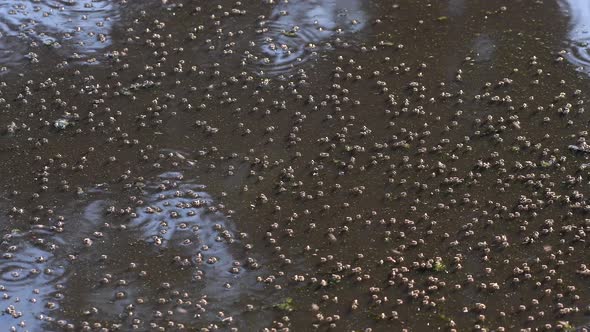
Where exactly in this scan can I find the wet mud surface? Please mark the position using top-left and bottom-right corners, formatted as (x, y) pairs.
(2, 0), (590, 331)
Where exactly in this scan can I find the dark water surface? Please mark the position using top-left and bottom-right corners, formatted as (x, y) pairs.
(1, 0), (590, 331)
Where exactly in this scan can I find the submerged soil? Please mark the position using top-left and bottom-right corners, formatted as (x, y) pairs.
(1, 0), (590, 331)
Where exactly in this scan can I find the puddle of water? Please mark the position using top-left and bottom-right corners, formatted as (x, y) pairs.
(2, 0), (589, 330)
(0, 0), (120, 69)
(247, 0), (368, 76)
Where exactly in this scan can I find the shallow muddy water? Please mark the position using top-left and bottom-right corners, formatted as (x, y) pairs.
(1, 0), (590, 331)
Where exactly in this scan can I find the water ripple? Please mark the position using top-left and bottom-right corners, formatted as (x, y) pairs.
(44, 172), (270, 330)
(560, 0), (590, 73)
(0, 229), (68, 331)
(246, 0), (367, 76)
(0, 0), (120, 68)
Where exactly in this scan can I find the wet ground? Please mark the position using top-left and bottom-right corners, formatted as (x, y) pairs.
(1, 0), (590, 331)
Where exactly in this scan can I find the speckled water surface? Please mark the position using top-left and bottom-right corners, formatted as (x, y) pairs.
(1, 0), (590, 331)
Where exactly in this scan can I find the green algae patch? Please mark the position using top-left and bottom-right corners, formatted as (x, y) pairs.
(275, 297), (295, 312)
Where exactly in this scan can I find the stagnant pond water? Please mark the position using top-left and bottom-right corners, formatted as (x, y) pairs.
(1, 0), (590, 331)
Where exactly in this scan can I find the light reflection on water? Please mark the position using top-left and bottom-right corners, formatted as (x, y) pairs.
(473, 34), (495, 63)
(560, 0), (590, 72)
(0, 171), (267, 330)
(446, 0), (465, 17)
(249, 0), (368, 76)
(0, 226), (68, 331)
(87, 172), (264, 330)
(0, 0), (120, 68)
